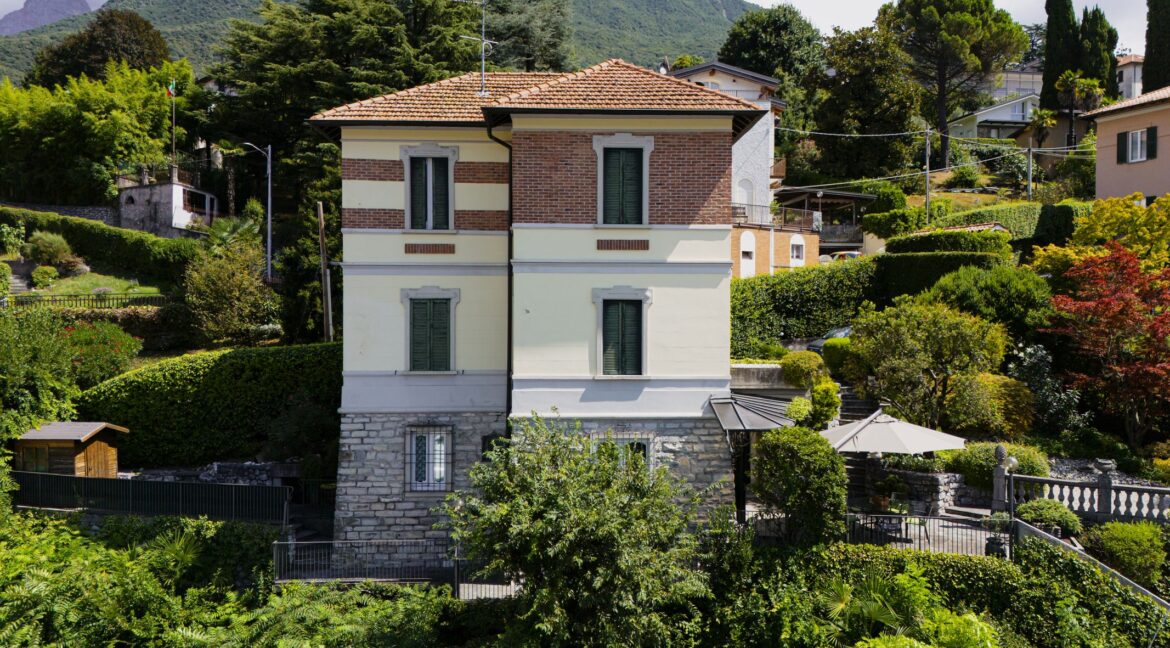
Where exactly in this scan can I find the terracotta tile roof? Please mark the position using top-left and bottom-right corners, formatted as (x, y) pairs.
(311, 59), (762, 125)
(1085, 85), (1170, 118)
(1117, 54), (1145, 66)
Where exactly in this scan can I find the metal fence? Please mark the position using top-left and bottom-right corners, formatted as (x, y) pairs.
(12, 471), (291, 526)
(730, 203), (819, 231)
(2, 293), (169, 310)
(272, 539), (517, 600)
(845, 514), (1000, 557)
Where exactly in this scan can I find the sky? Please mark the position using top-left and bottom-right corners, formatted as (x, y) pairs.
(758, 0), (1148, 55)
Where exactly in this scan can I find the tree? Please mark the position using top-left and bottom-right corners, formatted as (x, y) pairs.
(1027, 107), (1057, 147)
(717, 5), (824, 84)
(879, 0), (1027, 165)
(814, 27), (922, 179)
(1055, 70), (1103, 146)
(752, 426), (847, 546)
(925, 264), (1053, 339)
(183, 242), (278, 345)
(492, 0), (571, 72)
(1049, 243), (1170, 448)
(1070, 194), (1170, 269)
(24, 10), (169, 88)
(851, 298), (1008, 429)
(1041, 0), (1080, 109)
(1146, 0), (1170, 92)
(442, 417), (708, 646)
(672, 54), (704, 69)
(1022, 23), (1047, 65)
(1079, 6), (1119, 97)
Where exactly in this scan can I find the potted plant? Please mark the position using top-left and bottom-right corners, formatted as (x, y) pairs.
(870, 474), (905, 513)
(982, 512), (1013, 558)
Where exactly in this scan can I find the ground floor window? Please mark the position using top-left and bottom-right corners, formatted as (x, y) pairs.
(406, 425), (453, 492)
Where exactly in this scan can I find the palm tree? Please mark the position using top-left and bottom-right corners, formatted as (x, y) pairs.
(1055, 71), (1104, 146)
(203, 217), (260, 257)
(1028, 107), (1057, 148)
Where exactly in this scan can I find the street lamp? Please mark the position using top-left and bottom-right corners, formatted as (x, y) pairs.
(243, 142), (273, 281)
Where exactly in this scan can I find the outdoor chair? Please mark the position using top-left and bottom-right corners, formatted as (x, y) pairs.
(904, 500), (937, 543)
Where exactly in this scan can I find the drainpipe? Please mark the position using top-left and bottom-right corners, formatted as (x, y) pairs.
(486, 122), (514, 429)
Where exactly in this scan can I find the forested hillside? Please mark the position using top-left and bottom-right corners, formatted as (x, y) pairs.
(0, 0), (759, 82)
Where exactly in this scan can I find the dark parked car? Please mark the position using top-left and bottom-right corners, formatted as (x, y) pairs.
(808, 326), (851, 355)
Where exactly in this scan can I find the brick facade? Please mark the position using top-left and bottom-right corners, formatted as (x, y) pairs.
(511, 131), (732, 225)
(341, 159), (508, 184)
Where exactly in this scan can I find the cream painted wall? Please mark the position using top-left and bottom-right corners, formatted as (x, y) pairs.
(340, 180), (508, 212)
(343, 273), (507, 373)
(340, 126), (511, 162)
(344, 231), (507, 264)
(513, 227), (730, 262)
(512, 272), (730, 378)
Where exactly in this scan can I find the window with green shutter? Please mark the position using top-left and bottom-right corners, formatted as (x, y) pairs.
(407, 157), (452, 230)
(602, 299), (643, 375)
(409, 298), (452, 371)
(602, 148), (644, 225)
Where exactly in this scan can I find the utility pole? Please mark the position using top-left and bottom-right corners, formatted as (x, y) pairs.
(317, 202), (334, 342)
(924, 129), (932, 222)
(1027, 146), (1034, 201)
(243, 143), (274, 281)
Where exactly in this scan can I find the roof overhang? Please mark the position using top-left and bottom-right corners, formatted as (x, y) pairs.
(481, 106), (767, 142)
(668, 61), (781, 89)
(710, 393), (795, 432)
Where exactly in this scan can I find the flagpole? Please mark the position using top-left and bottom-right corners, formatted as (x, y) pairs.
(170, 78), (176, 167)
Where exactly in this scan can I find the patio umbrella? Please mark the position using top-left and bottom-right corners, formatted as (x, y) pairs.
(820, 410), (966, 454)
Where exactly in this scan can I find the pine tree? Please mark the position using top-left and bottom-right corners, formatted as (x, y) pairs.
(492, 0), (571, 72)
(1042, 0), (1080, 109)
(1147, 0), (1170, 92)
(1079, 7), (1119, 98)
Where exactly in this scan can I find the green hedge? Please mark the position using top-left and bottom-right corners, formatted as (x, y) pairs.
(885, 230), (1012, 257)
(942, 441), (1049, 491)
(0, 261), (10, 299)
(1032, 201), (1092, 247)
(861, 207), (928, 239)
(76, 343), (341, 473)
(53, 305), (195, 351)
(872, 252), (1007, 302)
(934, 203), (1043, 241)
(0, 207), (199, 284)
(821, 337), (855, 377)
(731, 258), (875, 352)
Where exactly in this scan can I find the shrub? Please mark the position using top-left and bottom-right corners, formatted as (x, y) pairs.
(1016, 499), (1083, 537)
(1032, 201), (1091, 247)
(925, 265), (1053, 339)
(885, 230), (1012, 257)
(753, 426), (847, 546)
(853, 180), (908, 213)
(731, 257), (875, 349)
(1081, 522), (1167, 589)
(61, 321), (143, 390)
(946, 373), (1035, 440)
(780, 350), (828, 389)
(943, 442), (1049, 491)
(53, 305), (194, 351)
(0, 206), (199, 283)
(883, 454), (947, 474)
(57, 255), (90, 278)
(0, 223), (22, 254)
(0, 262), (10, 299)
(934, 203), (1044, 241)
(184, 244), (278, 344)
(734, 338), (789, 362)
(946, 162), (982, 188)
(75, 343), (341, 473)
(862, 207), (928, 239)
(31, 265), (59, 288)
(22, 231), (73, 265)
(821, 337), (857, 377)
(872, 252), (1007, 301)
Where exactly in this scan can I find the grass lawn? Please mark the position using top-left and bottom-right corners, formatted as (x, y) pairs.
(44, 271), (164, 296)
(906, 191), (1004, 211)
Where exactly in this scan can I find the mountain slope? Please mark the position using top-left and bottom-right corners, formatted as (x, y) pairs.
(0, 0), (90, 36)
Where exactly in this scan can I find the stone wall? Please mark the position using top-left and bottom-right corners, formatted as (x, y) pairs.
(0, 201), (116, 225)
(865, 462), (991, 513)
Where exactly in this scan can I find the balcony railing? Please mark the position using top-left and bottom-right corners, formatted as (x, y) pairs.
(819, 223), (864, 243)
(732, 204), (819, 232)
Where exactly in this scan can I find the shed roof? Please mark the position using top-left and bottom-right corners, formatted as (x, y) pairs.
(20, 422), (128, 443)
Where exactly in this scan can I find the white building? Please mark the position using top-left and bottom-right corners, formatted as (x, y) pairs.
(1117, 55), (1144, 100)
(948, 93), (1040, 141)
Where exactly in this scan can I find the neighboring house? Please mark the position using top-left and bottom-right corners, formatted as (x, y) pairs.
(731, 225), (816, 278)
(948, 94), (1040, 141)
(1117, 55), (1144, 100)
(982, 60), (1044, 102)
(311, 60), (766, 555)
(1086, 86), (1169, 202)
(117, 167), (219, 238)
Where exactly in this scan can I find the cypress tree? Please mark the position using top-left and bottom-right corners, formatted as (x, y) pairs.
(1147, 0), (1170, 92)
(1041, 0), (1080, 109)
(1079, 7), (1119, 97)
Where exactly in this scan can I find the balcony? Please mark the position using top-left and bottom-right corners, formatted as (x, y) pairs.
(731, 203), (819, 232)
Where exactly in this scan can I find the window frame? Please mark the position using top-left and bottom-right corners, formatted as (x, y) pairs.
(401, 286), (461, 374)
(791, 242), (805, 261)
(1129, 129), (1148, 163)
(592, 286), (652, 378)
(592, 134), (654, 226)
(401, 144), (458, 231)
(405, 425), (453, 493)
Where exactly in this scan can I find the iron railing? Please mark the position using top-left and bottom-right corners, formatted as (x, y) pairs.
(731, 203), (819, 232)
(845, 514), (1001, 557)
(12, 472), (291, 526)
(2, 293), (169, 310)
(272, 539), (517, 599)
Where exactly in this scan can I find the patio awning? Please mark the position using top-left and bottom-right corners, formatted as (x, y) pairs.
(820, 410), (966, 454)
(710, 393), (796, 432)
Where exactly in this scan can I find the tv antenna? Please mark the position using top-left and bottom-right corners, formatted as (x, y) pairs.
(456, 0), (498, 97)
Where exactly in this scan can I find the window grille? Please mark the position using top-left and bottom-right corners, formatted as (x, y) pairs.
(406, 425), (454, 492)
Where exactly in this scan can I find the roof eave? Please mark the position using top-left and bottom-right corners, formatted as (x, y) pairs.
(480, 106), (767, 141)
(308, 118), (489, 128)
(1085, 98), (1170, 120)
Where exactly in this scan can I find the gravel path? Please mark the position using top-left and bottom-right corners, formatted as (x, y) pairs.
(1049, 458), (1163, 487)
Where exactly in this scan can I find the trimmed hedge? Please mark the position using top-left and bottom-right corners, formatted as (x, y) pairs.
(861, 207), (928, 240)
(872, 252), (1007, 302)
(731, 258), (875, 351)
(885, 230), (1012, 257)
(934, 203), (1043, 241)
(1032, 201), (1092, 247)
(1015, 499), (1083, 537)
(821, 337), (854, 377)
(76, 343), (342, 472)
(0, 206), (198, 284)
(0, 261), (10, 299)
(53, 305), (195, 351)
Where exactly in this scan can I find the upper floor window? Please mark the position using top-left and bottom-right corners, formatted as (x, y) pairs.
(1118, 70), (1125, 84)
(402, 286), (460, 373)
(401, 144), (457, 230)
(593, 134), (653, 225)
(1119, 128), (1158, 164)
(602, 300), (643, 376)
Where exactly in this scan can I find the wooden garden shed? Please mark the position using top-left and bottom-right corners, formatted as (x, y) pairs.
(11, 422), (128, 478)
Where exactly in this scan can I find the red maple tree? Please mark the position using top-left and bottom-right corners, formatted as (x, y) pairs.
(1049, 242), (1170, 448)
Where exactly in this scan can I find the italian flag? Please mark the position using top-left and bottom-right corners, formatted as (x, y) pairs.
(166, 80), (176, 98)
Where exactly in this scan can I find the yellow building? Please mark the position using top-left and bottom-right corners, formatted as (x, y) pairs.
(312, 60), (765, 547)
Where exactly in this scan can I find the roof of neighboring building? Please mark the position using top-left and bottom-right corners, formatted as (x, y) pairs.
(312, 59), (764, 127)
(20, 422), (129, 443)
(1117, 54), (1145, 67)
(949, 93), (1039, 124)
(1085, 85), (1170, 118)
(667, 61), (781, 89)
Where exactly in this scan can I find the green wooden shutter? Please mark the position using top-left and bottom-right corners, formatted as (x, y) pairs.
(602, 300), (621, 374)
(410, 299), (431, 371)
(1117, 132), (1129, 165)
(429, 299), (451, 371)
(619, 300), (642, 374)
(619, 149), (643, 224)
(410, 158), (429, 229)
(1148, 127), (1158, 160)
(603, 149), (623, 224)
(431, 157), (450, 229)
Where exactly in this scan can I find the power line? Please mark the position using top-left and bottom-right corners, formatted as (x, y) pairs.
(776, 126), (930, 138)
(779, 151), (1025, 192)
